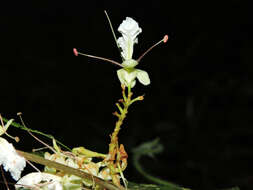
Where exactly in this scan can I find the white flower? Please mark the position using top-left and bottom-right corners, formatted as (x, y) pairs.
(15, 172), (62, 190)
(0, 137), (26, 181)
(116, 17), (150, 88)
(61, 175), (83, 189)
(98, 167), (112, 180)
(117, 17), (142, 60)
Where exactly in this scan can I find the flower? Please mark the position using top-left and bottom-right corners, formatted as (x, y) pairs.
(117, 17), (142, 60)
(0, 137), (26, 181)
(116, 17), (150, 88)
(15, 172), (62, 190)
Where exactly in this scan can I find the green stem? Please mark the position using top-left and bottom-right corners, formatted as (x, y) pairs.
(110, 100), (129, 151)
(108, 86), (134, 187)
(2, 117), (71, 151)
(109, 86), (132, 154)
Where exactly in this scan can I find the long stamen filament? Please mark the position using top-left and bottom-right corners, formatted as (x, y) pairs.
(104, 10), (121, 52)
(137, 35), (169, 62)
(73, 48), (123, 67)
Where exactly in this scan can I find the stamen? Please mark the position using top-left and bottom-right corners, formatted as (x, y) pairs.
(163, 35), (169, 43)
(137, 35), (169, 62)
(73, 48), (123, 67)
(73, 48), (78, 56)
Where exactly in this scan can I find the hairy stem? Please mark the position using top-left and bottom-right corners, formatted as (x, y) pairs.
(108, 85), (132, 186)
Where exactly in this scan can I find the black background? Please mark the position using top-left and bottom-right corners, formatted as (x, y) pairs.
(1, 1), (253, 189)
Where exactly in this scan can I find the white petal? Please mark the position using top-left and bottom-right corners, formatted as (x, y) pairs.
(65, 158), (79, 169)
(117, 68), (126, 85)
(15, 172), (62, 190)
(123, 70), (137, 84)
(117, 37), (128, 60)
(118, 17), (142, 40)
(117, 35), (134, 60)
(131, 79), (136, 88)
(62, 175), (83, 188)
(0, 137), (26, 181)
(98, 167), (112, 180)
(117, 69), (137, 88)
(117, 17), (142, 60)
(136, 69), (151, 85)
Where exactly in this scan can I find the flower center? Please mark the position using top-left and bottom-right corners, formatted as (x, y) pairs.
(122, 59), (138, 68)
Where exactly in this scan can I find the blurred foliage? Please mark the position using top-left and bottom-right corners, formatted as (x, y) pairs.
(131, 139), (241, 190)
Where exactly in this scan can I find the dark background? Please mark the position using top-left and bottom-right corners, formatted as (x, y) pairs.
(1, 1), (253, 189)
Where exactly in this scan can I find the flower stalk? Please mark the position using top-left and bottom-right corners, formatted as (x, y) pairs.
(108, 84), (143, 187)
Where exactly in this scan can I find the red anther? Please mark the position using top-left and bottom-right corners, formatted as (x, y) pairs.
(73, 48), (78, 56)
(163, 35), (169, 43)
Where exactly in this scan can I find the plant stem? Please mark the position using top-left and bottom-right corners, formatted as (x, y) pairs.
(107, 85), (132, 186)
(110, 92), (131, 152)
(2, 117), (71, 151)
(108, 85), (144, 187)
